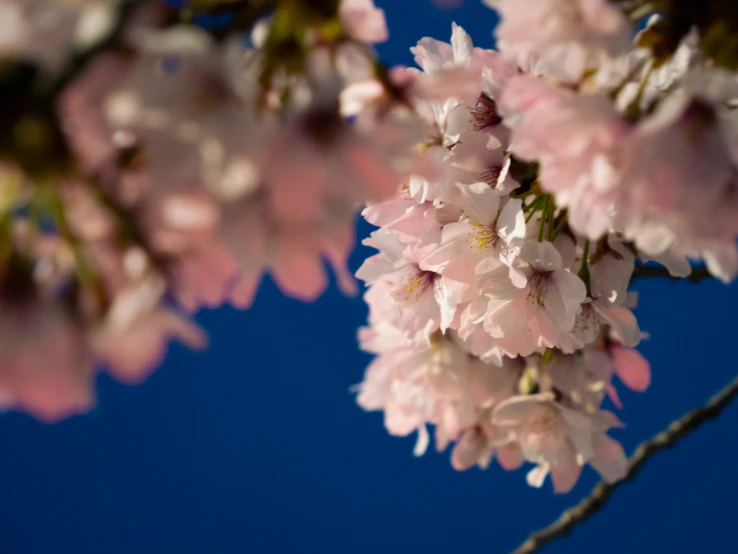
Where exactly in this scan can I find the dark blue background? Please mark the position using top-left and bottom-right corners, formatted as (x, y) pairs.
(1, 2), (735, 553)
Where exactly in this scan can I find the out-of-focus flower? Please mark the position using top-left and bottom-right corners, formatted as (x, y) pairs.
(339, 0), (388, 44)
(0, 0), (117, 69)
(486, 0), (631, 81)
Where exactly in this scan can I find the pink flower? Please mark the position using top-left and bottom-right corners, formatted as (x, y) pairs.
(0, 0), (118, 70)
(450, 424), (523, 472)
(447, 131), (517, 193)
(493, 392), (627, 492)
(547, 350), (613, 411)
(104, 29), (266, 203)
(501, 76), (630, 240)
(355, 331), (472, 439)
(467, 355), (521, 408)
(222, 200), (357, 305)
(411, 23), (480, 87)
(421, 183), (526, 284)
(339, 0), (388, 44)
(477, 241), (587, 352)
(88, 245), (208, 382)
(416, 184), (526, 331)
(261, 99), (425, 225)
(0, 285), (94, 422)
(589, 236), (634, 305)
(450, 426), (495, 470)
(358, 229), (442, 345)
(60, 53), (133, 173)
(619, 73), (738, 281)
(95, 308), (207, 385)
(487, 0), (631, 81)
(61, 57), (239, 313)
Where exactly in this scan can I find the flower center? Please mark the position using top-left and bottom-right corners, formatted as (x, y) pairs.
(471, 95), (502, 131)
(527, 271), (553, 307)
(480, 164), (503, 187)
(471, 222), (500, 252)
(520, 406), (568, 461)
(526, 406), (559, 433)
(400, 269), (434, 303)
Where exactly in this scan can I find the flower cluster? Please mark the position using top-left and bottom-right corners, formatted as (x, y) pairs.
(354, 1), (738, 493)
(0, 0), (737, 498)
(0, 0), (429, 422)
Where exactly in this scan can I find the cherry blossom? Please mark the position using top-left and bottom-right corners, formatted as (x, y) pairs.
(2, 0), (738, 509)
(486, 0), (632, 81)
(0, 0), (116, 70)
(493, 392), (627, 493)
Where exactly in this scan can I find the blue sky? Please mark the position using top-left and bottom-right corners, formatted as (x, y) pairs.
(0, 2), (735, 553)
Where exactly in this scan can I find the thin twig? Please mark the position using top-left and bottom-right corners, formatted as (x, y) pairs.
(511, 374), (738, 554)
(631, 265), (713, 284)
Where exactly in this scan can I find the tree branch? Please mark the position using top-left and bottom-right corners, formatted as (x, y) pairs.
(631, 265), (713, 283)
(511, 373), (738, 554)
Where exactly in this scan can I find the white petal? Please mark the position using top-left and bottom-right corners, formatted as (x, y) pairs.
(702, 243), (738, 284)
(526, 464), (550, 488)
(493, 393), (553, 425)
(456, 182), (501, 225)
(498, 198), (526, 242)
(451, 22), (474, 64)
(593, 301), (640, 347)
(520, 241), (563, 271)
(414, 425), (431, 457)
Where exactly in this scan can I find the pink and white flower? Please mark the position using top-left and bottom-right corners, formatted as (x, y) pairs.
(493, 392), (627, 492)
(487, 0), (632, 81)
(476, 241), (587, 352)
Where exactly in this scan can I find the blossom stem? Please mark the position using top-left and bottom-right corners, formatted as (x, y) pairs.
(546, 197), (556, 241)
(625, 59), (654, 121)
(578, 239), (590, 280)
(510, 373), (738, 554)
(537, 196), (553, 242)
(525, 196), (546, 226)
(537, 208), (546, 242)
(523, 195), (545, 214)
(549, 211), (568, 241)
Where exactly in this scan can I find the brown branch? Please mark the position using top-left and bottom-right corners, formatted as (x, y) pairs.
(511, 373), (738, 554)
(631, 265), (713, 283)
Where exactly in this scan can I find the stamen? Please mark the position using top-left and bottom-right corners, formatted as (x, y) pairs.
(471, 95), (502, 131)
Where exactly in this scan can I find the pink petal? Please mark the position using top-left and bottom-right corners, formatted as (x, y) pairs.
(497, 442), (524, 471)
(594, 302), (640, 348)
(551, 460), (582, 494)
(272, 248), (328, 302)
(451, 427), (488, 471)
(230, 271), (262, 309)
(605, 383), (623, 409)
(340, 0), (388, 44)
(611, 346), (651, 392)
(590, 434), (628, 483)
(493, 393), (554, 425)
